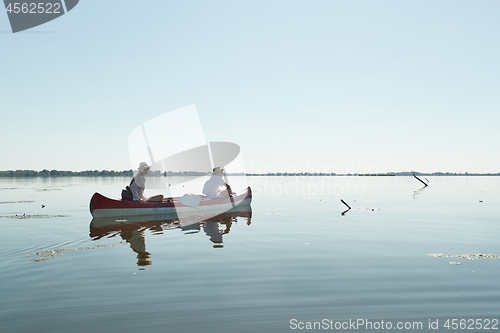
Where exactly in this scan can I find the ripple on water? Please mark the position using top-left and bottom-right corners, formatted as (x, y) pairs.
(427, 253), (500, 261)
(28, 242), (125, 262)
(0, 214), (71, 219)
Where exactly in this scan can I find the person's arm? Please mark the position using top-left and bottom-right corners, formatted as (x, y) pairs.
(134, 175), (147, 203)
(131, 183), (146, 203)
(131, 183), (140, 201)
(138, 187), (147, 203)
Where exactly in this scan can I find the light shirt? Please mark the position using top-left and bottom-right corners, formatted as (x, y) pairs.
(202, 175), (226, 198)
(134, 173), (146, 188)
(131, 173), (146, 201)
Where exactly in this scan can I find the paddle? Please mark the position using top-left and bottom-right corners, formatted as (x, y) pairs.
(178, 189), (237, 207)
(222, 173), (236, 208)
(179, 194), (201, 207)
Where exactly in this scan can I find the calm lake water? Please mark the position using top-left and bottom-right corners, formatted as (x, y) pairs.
(1, 176), (499, 333)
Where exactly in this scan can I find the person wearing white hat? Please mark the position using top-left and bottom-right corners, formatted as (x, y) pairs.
(130, 162), (150, 203)
(202, 167), (234, 199)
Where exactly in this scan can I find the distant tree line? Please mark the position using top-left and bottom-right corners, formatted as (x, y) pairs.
(247, 171), (500, 176)
(246, 172), (341, 176)
(0, 169), (243, 177)
(390, 171), (500, 176)
(0, 170), (498, 177)
(0, 169), (136, 177)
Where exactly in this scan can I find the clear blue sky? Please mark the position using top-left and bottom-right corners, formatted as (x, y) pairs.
(1, 1), (499, 173)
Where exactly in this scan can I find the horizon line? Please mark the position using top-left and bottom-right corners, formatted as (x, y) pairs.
(1, 169), (500, 177)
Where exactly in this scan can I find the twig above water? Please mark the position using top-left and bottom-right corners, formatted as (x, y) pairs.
(413, 173), (429, 187)
(341, 199), (351, 210)
(341, 199), (351, 216)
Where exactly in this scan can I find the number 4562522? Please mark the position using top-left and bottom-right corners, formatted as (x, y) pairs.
(443, 319), (498, 330)
(5, 3), (62, 14)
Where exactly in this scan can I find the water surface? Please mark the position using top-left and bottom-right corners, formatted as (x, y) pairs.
(1, 176), (499, 332)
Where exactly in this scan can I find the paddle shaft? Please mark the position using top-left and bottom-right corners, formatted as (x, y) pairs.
(222, 172), (236, 208)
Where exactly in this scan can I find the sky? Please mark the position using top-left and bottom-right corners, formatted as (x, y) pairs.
(1, 0), (499, 174)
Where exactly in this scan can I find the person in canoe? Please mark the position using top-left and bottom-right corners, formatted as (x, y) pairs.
(130, 162), (163, 203)
(202, 167), (235, 198)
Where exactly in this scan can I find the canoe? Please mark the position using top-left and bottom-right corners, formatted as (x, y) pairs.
(89, 186), (252, 218)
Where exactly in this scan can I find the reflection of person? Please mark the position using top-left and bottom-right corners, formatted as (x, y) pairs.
(120, 229), (152, 266)
(203, 217), (233, 248)
(203, 222), (223, 246)
(130, 162), (150, 203)
(202, 167), (234, 198)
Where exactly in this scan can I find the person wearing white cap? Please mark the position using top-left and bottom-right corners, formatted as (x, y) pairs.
(202, 167), (234, 198)
(130, 162), (150, 203)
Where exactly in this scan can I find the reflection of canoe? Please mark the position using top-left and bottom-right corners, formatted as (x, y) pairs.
(89, 208), (252, 240)
(89, 186), (252, 218)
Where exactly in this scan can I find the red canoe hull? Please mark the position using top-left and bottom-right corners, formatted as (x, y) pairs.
(90, 186), (252, 218)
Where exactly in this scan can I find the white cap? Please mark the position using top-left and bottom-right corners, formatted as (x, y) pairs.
(138, 162), (150, 170)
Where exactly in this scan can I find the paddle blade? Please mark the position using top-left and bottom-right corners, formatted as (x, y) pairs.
(179, 195), (201, 207)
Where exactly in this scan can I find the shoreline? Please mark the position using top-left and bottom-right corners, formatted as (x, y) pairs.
(1, 170), (499, 177)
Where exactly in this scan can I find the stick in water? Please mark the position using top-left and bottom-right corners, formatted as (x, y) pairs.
(341, 199), (351, 210)
(413, 173), (428, 187)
